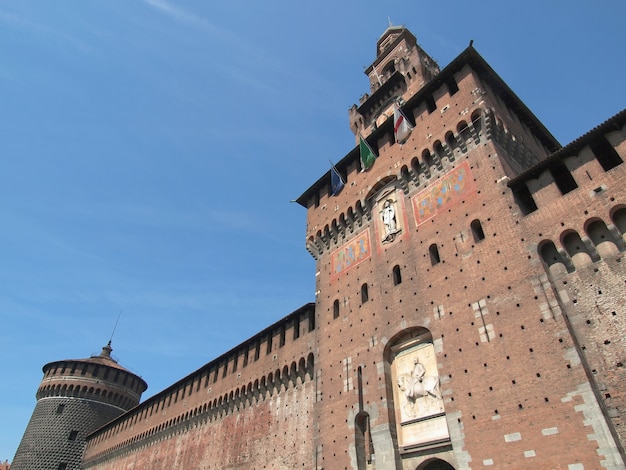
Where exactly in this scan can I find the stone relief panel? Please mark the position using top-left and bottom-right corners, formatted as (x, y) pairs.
(391, 340), (449, 450)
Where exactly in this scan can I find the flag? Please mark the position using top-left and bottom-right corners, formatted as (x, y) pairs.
(359, 135), (377, 171)
(330, 161), (345, 196)
(393, 103), (413, 144)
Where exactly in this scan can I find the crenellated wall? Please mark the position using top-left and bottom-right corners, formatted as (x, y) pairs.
(82, 304), (316, 469)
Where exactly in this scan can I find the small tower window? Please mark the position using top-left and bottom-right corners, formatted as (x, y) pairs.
(429, 244), (441, 265)
(56, 404), (65, 414)
(333, 299), (340, 319)
(392, 265), (402, 285)
(293, 317), (300, 340)
(361, 284), (369, 303)
(471, 219), (485, 242)
(68, 430), (78, 441)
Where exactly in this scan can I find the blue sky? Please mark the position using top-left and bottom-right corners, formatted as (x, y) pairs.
(1, 0), (624, 461)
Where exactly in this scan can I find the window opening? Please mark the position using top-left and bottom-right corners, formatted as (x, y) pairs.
(393, 265), (402, 285)
(550, 161), (578, 194)
(471, 219), (485, 242)
(590, 137), (623, 171)
(429, 244), (441, 265)
(511, 184), (538, 215)
(361, 284), (369, 303)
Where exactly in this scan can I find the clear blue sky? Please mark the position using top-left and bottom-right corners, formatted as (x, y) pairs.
(1, 0), (624, 461)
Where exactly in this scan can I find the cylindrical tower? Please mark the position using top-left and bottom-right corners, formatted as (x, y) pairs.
(11, 342), (147, 470)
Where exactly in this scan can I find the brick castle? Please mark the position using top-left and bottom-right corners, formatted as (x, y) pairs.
(13, 26), (626, 469)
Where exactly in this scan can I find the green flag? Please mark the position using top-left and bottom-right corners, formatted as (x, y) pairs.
(359, 135), (377, 171)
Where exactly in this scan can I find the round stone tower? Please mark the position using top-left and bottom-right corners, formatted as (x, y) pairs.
(11, 342), (147, 470)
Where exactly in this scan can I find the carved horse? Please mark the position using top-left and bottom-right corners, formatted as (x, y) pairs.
(397, 374), (442, 401)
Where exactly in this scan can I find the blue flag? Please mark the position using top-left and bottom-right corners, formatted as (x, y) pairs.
(330, 161), (345, 196)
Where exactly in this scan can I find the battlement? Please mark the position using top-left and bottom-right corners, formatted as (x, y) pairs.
(83, 303), (316, 467)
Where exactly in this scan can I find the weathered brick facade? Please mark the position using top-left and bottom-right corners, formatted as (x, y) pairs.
(18, 26), (625, 470)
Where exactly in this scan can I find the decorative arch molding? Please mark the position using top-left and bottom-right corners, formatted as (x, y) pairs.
(538, 239), (574, 277)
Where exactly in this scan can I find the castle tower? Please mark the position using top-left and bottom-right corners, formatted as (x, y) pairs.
(349, 26), (440, 142)
(298, 26), (625, 469)
(11, 342), (147, 470)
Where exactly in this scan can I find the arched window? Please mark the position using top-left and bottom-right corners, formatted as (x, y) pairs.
(361, 284), (369, 303)
(422, 149), (434, 168)
(611, 206), (626, 235)
(400, 165), (411, 184)
(586, 219), (620, 257)
(411, 156), (421, 176)
(457, 120), (471, 141)
(355, 411), (373, 468)
(433, 141), (444, 161)
(333, 299), (340, 319)
(562, 230), (595, 267)
(444, 131), (456, 149)
(471, 109), (483, 136)
(471, 219), (485, 242)
(429, 244), (441, 265)
(393, 265), (402, 285)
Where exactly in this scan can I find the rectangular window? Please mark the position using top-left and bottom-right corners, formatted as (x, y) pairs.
(590, 137), (623, 171)
(293, 317), (300, 340)
(511, 183), (538, 215)
(446, 77), (459, 95)
(68, 430), (78, 441)
(426, 95), (437, 113)
(550, 161), (578, 195)
(56, 404), (65, 414)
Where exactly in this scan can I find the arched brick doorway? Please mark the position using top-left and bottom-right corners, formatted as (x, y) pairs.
(417, 458), (455, 470)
